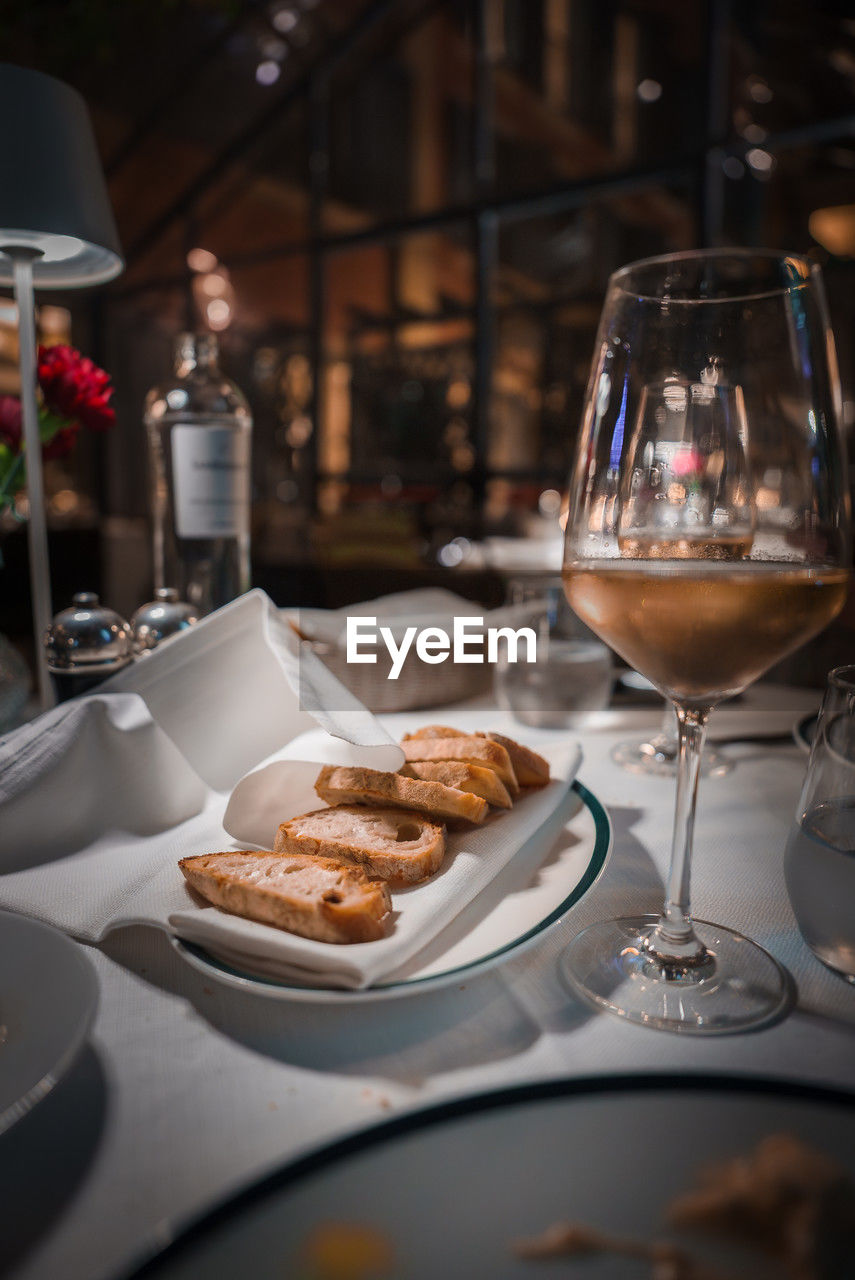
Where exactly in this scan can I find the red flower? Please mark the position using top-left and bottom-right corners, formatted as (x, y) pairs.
(43, 423), (80, 460)
(0, 395), (22, 450)
(0, 347), (115, 511)
(77, 392), (115, 433)
(37, 344), (115, 432)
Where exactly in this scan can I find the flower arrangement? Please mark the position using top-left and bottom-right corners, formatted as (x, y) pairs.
(0, 344), (115, 515)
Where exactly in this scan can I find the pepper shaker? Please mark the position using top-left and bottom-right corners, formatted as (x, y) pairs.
(131, 588), (199, 653)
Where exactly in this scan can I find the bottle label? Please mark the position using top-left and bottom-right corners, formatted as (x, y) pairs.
(171, 424), (250, 539)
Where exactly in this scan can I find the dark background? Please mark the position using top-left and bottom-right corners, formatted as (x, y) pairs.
(1, 0), (854, 659)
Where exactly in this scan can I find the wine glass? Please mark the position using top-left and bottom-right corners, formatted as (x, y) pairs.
(611, 699), (733, 778)
(561, 249), (851, 1034)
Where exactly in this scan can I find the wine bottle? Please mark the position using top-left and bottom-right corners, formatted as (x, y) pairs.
(144, 333), (252, 614)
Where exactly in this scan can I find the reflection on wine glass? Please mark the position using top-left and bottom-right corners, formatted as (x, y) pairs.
(611, 699), (733, 778)
(561, 249), (851, 1034)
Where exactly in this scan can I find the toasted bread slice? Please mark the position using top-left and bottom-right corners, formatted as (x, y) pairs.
(401, 724), (466, 741)
(400, 735), (520, 796)
(179, 851), (391, 944)
(275, 805), (446, 883)
(315, 765), (488, 825)
(478, 732), (550, 788)
(400, 761), (512, 810)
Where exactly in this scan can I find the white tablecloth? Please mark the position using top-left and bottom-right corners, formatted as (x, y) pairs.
(6, 687), (855, 1280)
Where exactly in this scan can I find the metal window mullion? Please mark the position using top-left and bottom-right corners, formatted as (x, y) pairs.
(308, 75), (329, 515)
(471, 0), (497, 532)
(700, 0), (731, 247)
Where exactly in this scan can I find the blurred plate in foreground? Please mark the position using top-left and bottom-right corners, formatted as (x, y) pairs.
(0, 911), (98, 1134)
(121, 1074), (855, 1280)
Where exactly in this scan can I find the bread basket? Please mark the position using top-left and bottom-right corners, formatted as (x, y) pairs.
(288, 589), (535, 714)
(305, 635), (492, 713)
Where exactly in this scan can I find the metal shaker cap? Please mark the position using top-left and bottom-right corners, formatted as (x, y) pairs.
(131, 588), (199, 653)
(44, 592), (134, 674)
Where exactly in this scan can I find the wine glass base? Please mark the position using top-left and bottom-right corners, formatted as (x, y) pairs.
(611, 738), (733, 778)
(559, 915), (790, 1035)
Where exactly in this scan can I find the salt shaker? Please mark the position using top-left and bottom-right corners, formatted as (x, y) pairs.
(44, 592), (134, 702)
(131, 588), (199, 653)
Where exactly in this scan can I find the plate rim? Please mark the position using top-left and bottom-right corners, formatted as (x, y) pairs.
(0, 910), (99, 1135)
(793, 711), (818, 754)
(170, 778), (612, 1002)
(118, 1070), (855, 1280)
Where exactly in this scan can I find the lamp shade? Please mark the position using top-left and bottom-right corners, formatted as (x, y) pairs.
(0, 63), (123, 288)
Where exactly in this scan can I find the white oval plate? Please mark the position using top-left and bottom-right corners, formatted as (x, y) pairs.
(0, 911), (98, 1134)
(121, 1074), (855, 1280)
(170, 780), (611, 1002)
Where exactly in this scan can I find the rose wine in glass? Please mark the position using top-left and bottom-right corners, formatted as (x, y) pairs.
(561, 249), (851, 1033)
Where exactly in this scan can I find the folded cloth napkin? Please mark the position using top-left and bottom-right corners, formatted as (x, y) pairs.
(101, 589), (401, 791)
(169, 734), (581, 990)
(0, 591), (402, 940)
(0, 693), (210, 872)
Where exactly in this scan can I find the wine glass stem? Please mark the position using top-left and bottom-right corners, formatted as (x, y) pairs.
(649, 701), (677, 756)
(652, 703), (711, 963)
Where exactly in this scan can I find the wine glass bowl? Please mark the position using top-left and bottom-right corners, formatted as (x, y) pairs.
(560, 249), (851, 1033)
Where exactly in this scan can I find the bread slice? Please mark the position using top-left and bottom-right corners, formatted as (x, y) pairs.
(401, 724), (466, 741)
(179, 850), (391, 944)
(478, 732), (550, 788)
(275, 805), (446, 883)
(400, 736), (520, 796)
(315, 765), (488, 825)
(400, 761), (512, 810)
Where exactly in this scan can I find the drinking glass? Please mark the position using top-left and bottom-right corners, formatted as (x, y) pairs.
(785, 664), (855, 981)
(561, 249), (851, 1033)
(493, 575), (613, 729)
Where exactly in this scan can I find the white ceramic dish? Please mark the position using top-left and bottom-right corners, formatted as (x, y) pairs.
(121, 1073), (855, 1280)
(170, 779), (611, 1002)
(0, 911), (98, 1134)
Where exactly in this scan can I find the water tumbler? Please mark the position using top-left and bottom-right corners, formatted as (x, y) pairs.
(784, 664), (855, 980)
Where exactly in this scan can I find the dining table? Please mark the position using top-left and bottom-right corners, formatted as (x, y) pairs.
(2, 629), (854, 1280)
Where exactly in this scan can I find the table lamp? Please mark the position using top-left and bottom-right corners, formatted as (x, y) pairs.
(0, 62), (123, 709)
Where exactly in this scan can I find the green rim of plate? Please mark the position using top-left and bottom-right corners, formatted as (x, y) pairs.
(178, 778), (611, 996)
(119, 1072), (855, 1280)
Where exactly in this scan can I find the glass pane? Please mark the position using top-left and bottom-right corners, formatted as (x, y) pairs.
(490, 0), (708, 197)
(729, 2), (855, 138)
(719, 139), (855, 438)
(319, 226), (476, 485)
(491, 180), (697, 494)
(192, 102), (311, 260)
(323, 2), (476, 230)
(213, 258), (313, 565)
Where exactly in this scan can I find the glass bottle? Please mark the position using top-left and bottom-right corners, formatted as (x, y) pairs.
(144, 333), (252, 614)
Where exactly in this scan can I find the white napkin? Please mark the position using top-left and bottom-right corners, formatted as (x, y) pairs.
(0, 693), (209, 872)
(0, 590), (402, 941)
(102, 589), (399, 791)
(169, 735), (582, 990)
